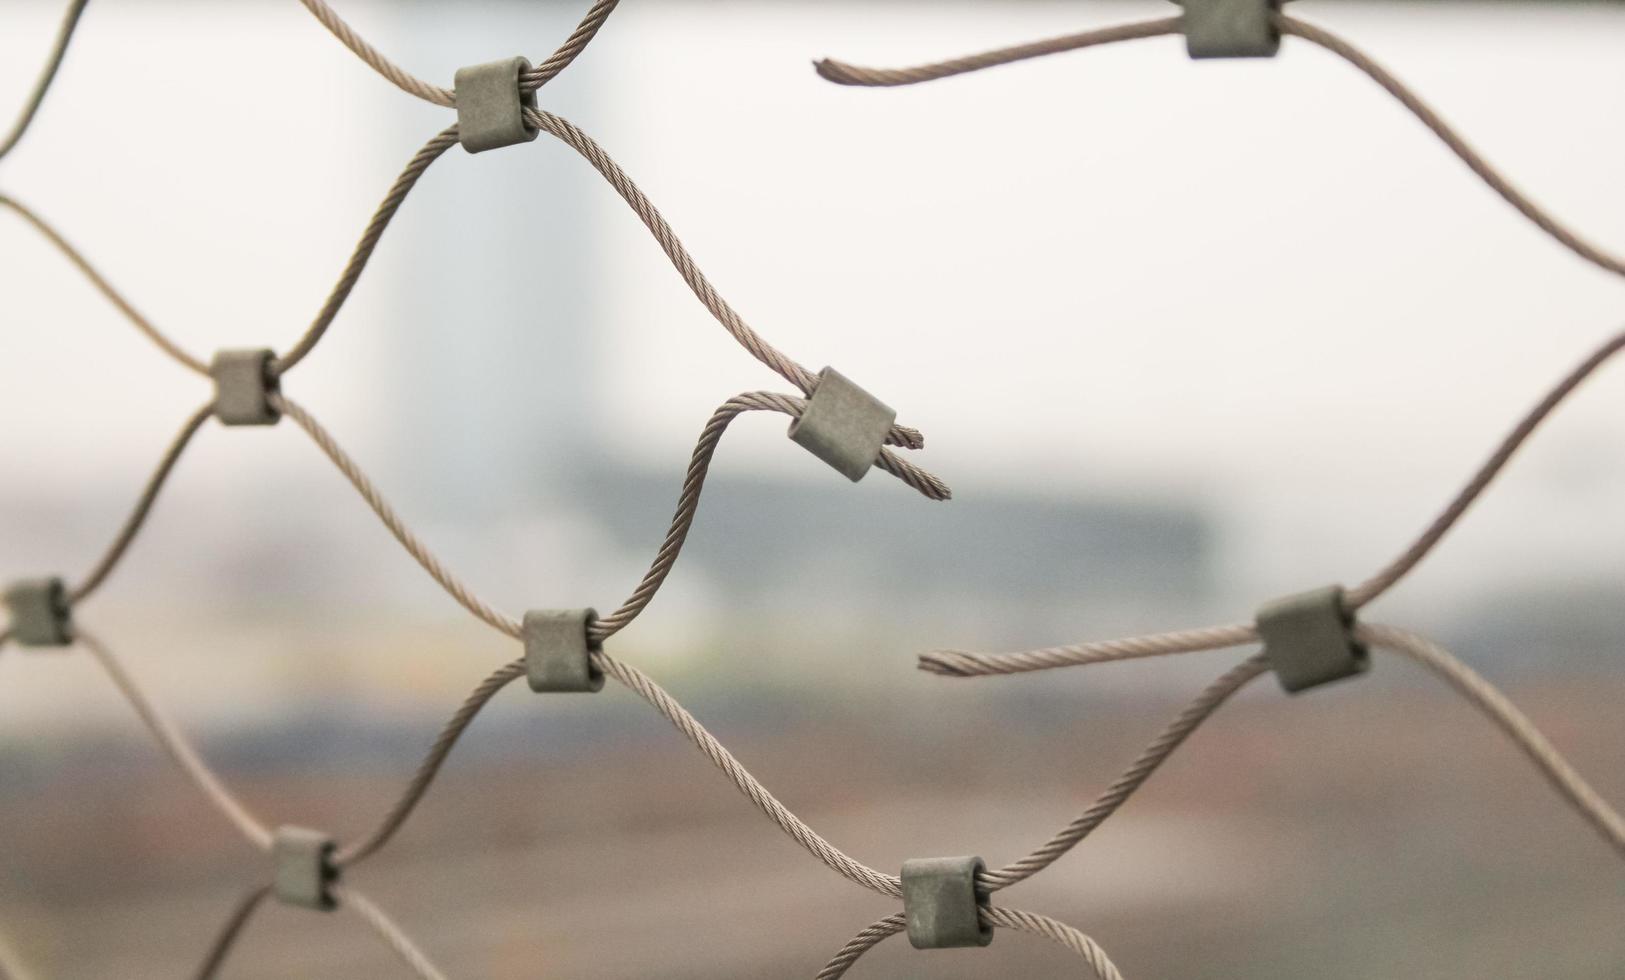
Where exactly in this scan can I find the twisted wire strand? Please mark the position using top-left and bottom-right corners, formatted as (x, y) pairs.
(929, 322), (1625, 675)
(595, 649), (904, 898)
(1278, 15), (1625, 281)
(300, 0), (623, 106)
(813, 913), (905, 980)
(920, 622), (1257, 677)
(815, 17), (1180, 87)
(269, 119), (932, 460)
(0, 194), (207, 375)
(274, 128), (458, 375)
(814, 908), (1124, 980)
(521, 0), (623, 91)
(817, 12), (1625, 283)
(1345, 329), (1625, 608)
(983, 906), (1125, 980)
(979, 653), (1271, 891)
(338, 660), (526, 866)
(0, 0), (91, 162)
(519, 104), (928, 451)
(335, 886), (452, 980)
(70, 401), (215, 604)
(192, 885), (270, 980)
(274, 395), (525, 639)
(74, 628), (274, 852)
(279, 391), (943, 653)
(296, 0), (455, 106)
(1358, 623), (1625, 857)
(592, 391), (947, 642)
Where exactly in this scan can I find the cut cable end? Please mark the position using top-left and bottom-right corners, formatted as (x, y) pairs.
(888, 423), (925, 451)
(813, 58), (860, 85)
(918, 651), (975, 676)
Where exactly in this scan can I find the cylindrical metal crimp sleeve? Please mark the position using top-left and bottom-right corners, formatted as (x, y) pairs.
(787, 367), (897, 482)
(3, 576), (72, 647)
(1256, 584), (1369, 694)
(454, 56), (539, 154)
(210, 349), (281, 426)
(901, 855), (993, 949)
(1177, 0), (1282, 59)
(523, 608), (604, 693)
(272, 825), (339, 911)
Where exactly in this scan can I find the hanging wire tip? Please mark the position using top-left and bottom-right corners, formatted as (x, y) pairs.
(917, 651), (978, 675)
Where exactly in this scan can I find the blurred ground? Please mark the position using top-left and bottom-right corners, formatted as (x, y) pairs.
(1, 668), (1621, 978)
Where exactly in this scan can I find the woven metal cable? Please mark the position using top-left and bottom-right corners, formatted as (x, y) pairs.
(193, 885), (270, 980)
(0, 0), (90, 162)
(276, 390), (945, 648)
(273, 128), (458, 375)
(4, 3), (1623, 978)
(73, 629), (274, 852)
(816, 11), (1625, 282)
(273, 395), (525, 639)
(816, 907), (1125, 980)
(1346, 326), (1625, 610)
(923, 323), (1625, 679)
(296, 0), (454, 107)
(981, 653), (1270, 891)
(337, 659), (526, 867)
(0, 195), (207, 375)
(334, 886), (452, 980)
(298, 0), (623, 106)
(295, 0), (931, 451)
(595, 649), (905, 898)
(816, 17), (1181, 87)
(1357, 623), (1625, 857)
(69, 402), (215, 604)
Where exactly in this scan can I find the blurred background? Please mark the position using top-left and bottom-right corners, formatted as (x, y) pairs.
(2, 0), (1623, 976)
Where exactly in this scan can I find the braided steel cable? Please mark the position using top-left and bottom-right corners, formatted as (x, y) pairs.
(0, 0), (90, 162)
(298, 0), (623, 106)
(0, 194), (207, 375)
(816, 11), (1625, 283)
(73, 629), (274, 851)
(4, 3), (1624, 977)
(816, 907), (1125, 980)
(337, 660), (526, 867)
(336, 886), (452, 980)
(595, 648), (904, 898)
(192, 885), (271, 980)
(1347, 326), (1625, 609)
(276, 390), (945, 647)
(274, 128), (458, 375)
(979, 654), (1271, 891)
(69, 402), (215, 604)
(1358, 623), (1625, 857)
(816, 17), (1181, 87)
(922, 324), (1625, 678)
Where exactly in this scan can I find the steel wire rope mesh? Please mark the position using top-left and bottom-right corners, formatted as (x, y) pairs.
(0, 0), (1622, 978)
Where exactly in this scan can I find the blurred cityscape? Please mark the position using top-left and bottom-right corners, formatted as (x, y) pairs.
(2, 0), (1623, 977)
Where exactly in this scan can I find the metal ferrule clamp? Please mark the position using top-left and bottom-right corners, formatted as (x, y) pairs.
(273, 825), (338, 911)
(1177, 0), (1282, 59)
(1255, 584), (1368, 694)
(524, 608), (604, 693)
(901, 855), (993, 950)
(3, 576), (72, 647)
(210, 349), (281, 426)
(788, 367), (897, 482)
(454, 56), (539, 154)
